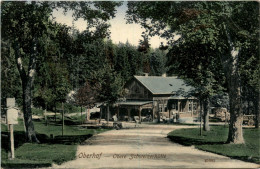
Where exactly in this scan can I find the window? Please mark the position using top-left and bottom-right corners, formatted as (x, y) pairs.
(159, 104), (166, 112)
(188, 101), (192, 112)
(193, 103), (197, 111)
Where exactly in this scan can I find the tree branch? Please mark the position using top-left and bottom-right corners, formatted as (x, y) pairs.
(27, 38), (38, 87)
(13, 42), (27, 82)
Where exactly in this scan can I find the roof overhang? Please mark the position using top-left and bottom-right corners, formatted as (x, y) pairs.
(116, 100), (153, 106)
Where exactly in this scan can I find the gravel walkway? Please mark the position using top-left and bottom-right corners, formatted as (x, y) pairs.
(53, 124), (259, 168)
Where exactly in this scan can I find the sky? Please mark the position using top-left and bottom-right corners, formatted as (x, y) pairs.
(52, 2), (167, 48)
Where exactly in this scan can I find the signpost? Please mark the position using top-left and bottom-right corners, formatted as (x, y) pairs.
(7, 98), (15, 108)
(7, 108), (19, 125)
(6, 98), (18, 159)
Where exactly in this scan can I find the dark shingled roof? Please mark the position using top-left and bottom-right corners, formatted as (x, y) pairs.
(134, 76), (193, 95)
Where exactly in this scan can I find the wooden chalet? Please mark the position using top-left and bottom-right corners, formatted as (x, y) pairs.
(102, 74), (200, 122)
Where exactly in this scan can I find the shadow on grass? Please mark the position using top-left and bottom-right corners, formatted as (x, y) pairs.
(1, 131), (52, 168)
(229, 156), (259, 164)
(52, 134), (92, 145)
(2, 161), (52, 169)
(167, 135), (225, 146)
(40, 119), (82, 126)
(1, 131), (93, 168)
(194, 145), (260, 164)
(2, 131), (93, 149)
(1, 131), (50, 150)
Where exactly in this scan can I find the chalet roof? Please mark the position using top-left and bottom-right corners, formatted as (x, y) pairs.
(134, 76), (193, 95)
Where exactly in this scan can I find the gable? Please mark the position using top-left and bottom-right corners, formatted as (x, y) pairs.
(125, 78), (153, 100)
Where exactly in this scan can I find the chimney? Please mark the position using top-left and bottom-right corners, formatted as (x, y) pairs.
(144, 73), (149, 77)
(162, 73), (167, 77)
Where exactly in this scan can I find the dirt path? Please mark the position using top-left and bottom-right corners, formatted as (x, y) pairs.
(54, 124), (259, 168)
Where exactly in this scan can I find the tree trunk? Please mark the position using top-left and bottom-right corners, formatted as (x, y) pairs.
(44, 103), (48, 126)
(157, 101), (160, 123)
(203, 98), (210, 131)
(199, 101), (203, 136)
(99, 106), (102, 124)
(14, 41), (39, 143)
(255, 92), (259, 128)
(222, 25), (244, 144)
(225, 68), (244, 144)
(107, 105), (110, 124)
(22, 82), (39, 143)
(54, 103), (57, 122)
(226, 79), (244, 144)
(81, 106), (82, 124)
(86, 107), (90, 122)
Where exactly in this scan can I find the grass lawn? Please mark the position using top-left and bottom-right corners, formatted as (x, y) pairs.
(167, 126), (260, 164)
(1, 119), (110, 168)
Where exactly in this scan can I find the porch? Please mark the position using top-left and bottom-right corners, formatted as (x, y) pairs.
(114, 100), (154, 123)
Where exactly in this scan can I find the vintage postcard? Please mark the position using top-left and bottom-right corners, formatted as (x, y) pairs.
(1, 1), (259, 168)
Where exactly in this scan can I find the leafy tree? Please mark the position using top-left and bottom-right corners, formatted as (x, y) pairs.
(73, 39), (143, 86)
(124, 42), (143, 77)
(210, 93), (229, 110)
(115, 41), (143, 81)
(93, 65), (124, 104)
(239, 35), (260, 128)
(74, 79), (101, 123)
(166, 41), (227, 131)
(138, 35), (150, 54)
(1, 41), (23, 107)
(74, 80), (100, 109)
(114, 43), (132, 81)
(149, 49), (167, 76)
(69, 38), (126, 121)
(88, 65), (124, 122)
(138, 35), (151, 74)
(68, 38), (115, 89)
(2, 1), (55, 142)
(32, 22), (72, 116)
(1, 1), (121, 142)
(126, 1), (259, 143)
(68, 28), (115, 89)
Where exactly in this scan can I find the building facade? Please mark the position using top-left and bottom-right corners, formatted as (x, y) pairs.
(103, 75), (200, 122)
